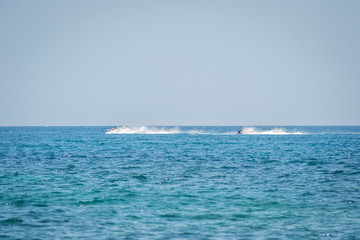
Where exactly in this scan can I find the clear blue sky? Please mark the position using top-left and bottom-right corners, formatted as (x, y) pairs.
(1, 0), (359, 126)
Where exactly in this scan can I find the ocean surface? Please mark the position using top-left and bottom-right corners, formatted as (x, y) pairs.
(1, 126), (360, 239)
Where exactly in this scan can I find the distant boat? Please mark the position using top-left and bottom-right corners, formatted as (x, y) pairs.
(106, 127), (116, 134)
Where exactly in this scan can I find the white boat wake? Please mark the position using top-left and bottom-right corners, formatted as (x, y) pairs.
(105, 126), (305, 135)
(105, 126), (203, 135)
(239, 127), (305, 135)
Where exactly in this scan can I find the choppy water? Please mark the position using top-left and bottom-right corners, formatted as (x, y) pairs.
(1, 126), (360, 239)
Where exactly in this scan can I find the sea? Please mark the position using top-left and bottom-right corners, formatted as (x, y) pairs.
(1, 126), (360, 239)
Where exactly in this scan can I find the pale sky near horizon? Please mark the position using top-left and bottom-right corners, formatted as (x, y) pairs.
(1, 0), (359, 126)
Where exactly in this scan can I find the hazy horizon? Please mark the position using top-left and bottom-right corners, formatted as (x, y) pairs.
(1, 0), (359, 126)
(2, 124), (360, 127)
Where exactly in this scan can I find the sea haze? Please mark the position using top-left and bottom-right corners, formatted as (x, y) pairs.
(1, 126), (360, 239)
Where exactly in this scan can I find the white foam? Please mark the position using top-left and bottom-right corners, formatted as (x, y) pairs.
(240, 127), (305, 135)
(105, 126), (306, 135)
(105, 126), (203, 135)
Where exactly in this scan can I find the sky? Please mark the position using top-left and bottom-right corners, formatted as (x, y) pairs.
(0, 0), (359, 126)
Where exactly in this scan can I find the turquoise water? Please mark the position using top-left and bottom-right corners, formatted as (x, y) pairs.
(1, 126), (360, 239)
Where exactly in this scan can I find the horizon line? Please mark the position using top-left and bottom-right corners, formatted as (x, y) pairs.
(1, 124), (360, 127)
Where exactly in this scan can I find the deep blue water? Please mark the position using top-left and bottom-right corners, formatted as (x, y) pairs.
(1, 126), (360, 239)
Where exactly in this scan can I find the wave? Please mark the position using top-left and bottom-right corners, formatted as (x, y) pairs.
(105, 126), (203, 135)
(240, 127), (305, 135)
